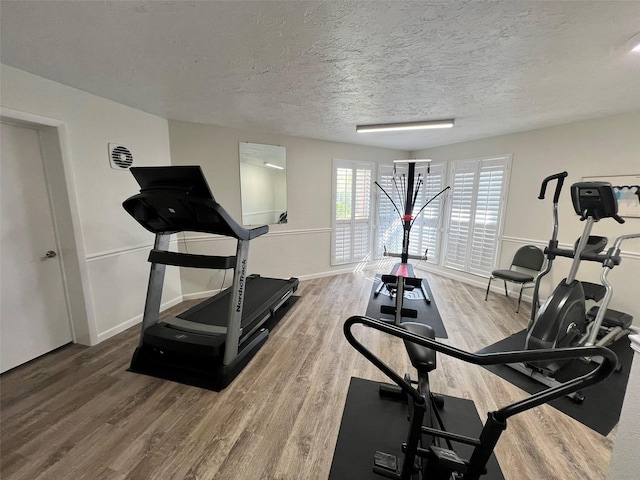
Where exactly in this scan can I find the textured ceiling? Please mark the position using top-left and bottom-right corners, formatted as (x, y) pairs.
(1, 1), (640, 151)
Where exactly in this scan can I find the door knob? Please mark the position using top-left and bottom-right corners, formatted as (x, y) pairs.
(41, 250), (57, 261)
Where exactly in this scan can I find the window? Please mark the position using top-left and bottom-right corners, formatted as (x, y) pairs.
(375, 162), (447, 264)
(444, 156), (511, 276)
(332, 160), (374, 265)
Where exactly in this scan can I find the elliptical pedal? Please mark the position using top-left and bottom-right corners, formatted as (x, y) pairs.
(588, 306), (633, 330)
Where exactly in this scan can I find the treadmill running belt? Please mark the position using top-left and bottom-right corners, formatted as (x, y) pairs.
(178, 276), (293, 329)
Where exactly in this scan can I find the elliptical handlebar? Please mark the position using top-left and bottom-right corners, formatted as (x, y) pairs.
(610, 232), (640, 255)
(343, 315), (617, 480)
(530, 173), (567, 319)
(343, 316), (617, 422)
(582, 232), (640, 346)
(538, 171), (568, 203)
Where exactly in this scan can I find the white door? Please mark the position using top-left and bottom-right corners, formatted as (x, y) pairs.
(1, 121), (73, 373)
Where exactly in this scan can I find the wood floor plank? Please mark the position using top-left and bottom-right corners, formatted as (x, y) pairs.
(0, 270), (617, 480)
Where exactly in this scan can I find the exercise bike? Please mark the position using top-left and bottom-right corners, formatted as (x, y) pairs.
(508, 172), (639, 402)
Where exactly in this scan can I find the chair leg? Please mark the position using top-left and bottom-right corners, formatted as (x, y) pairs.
(485, 277), (493, 301)
(504, 280), (508, 297)
(516, 284), (524, 313)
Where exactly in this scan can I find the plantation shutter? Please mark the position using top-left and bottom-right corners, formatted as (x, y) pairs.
(469, 162), (505, 275)
(410, 162), (446, 264)
(353, 167), (372, 260)
(445, 160), (476, 270)
(333, 166), (353, 264)
(375, 162), (446, 264)
(375, 164), (403, 258)
(444, 156), (510, 276)
(332, 160), (373, 265)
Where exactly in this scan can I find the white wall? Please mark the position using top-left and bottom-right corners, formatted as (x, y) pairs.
(413, 112), (640, 322)
(3, 63), (638, 341)
(168, 120), (408, 295)
(2, 64), (637, 480)
(0, 65), (182, 343)
(168, 114), (640, 321)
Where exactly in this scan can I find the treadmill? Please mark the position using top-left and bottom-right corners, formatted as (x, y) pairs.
(123, 165), (299, 390)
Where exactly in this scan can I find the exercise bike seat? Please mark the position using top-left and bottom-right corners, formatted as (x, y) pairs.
(400, 322), (437, 373)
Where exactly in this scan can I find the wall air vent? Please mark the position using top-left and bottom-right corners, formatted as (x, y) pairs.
(109, 143), (133, 170)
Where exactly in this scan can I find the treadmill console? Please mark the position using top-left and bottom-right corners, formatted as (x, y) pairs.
(130, 165), (214, 199)
(123, 166), (268, 239)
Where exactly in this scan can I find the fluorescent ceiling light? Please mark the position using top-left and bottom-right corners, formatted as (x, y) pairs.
(393, 159), (432, 164)
(356, 119), (454, 133)
(264, 162), (284, 170)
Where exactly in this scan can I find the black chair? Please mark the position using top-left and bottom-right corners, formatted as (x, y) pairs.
(485, 245), (544, 313)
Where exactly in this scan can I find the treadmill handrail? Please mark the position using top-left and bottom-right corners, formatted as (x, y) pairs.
(148, 249), (237, 270)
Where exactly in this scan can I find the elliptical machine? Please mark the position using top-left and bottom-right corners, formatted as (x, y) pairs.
(338, 315), (617, 480)
(508, 172), (639, 401)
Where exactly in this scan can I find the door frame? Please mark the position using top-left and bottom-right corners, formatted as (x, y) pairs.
(1, 107), (97, 346)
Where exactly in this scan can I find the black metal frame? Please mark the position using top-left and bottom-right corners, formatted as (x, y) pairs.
(343, 315), (618, 480)
(484, 245), (544, 313)
(509, 173), (636, 400)
(375, 161), (450, 266)
(373, 161), (449, 324)
(123, 166), (298, 390)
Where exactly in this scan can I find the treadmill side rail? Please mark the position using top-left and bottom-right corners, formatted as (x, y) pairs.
(162, 317), (228, 335)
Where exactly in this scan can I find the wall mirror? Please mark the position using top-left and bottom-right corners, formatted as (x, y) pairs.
(239, 142), (287, 225)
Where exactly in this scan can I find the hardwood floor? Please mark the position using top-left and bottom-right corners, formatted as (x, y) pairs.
(1, 271), (615, 479)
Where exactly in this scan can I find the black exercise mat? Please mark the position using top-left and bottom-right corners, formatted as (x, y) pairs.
(366, 274), (448, 338)
(477, 330), (633, 435)
(329, 377), (504, 480)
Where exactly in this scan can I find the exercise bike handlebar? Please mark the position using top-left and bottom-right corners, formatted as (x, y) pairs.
(538, 171), (568, 203)
(343, 315), (617, 422)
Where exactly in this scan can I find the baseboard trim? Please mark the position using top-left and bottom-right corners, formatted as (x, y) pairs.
(413, 263), (535, 304)
(97, 262), (540, 344)
(96, 295), (183, 343)
(182, 289), (219, 301)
